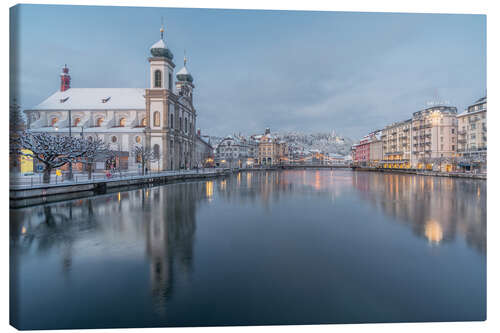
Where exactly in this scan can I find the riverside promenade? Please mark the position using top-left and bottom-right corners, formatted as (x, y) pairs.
(10, 168), (232, 208)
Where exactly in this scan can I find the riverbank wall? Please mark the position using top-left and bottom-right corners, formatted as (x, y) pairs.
(10, 169), (232, 208)
(352, 167), (487, 180)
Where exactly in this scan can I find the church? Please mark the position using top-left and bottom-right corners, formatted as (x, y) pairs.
(24, 25), (197, 171)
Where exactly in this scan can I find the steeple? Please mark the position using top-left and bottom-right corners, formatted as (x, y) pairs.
(149, 20), (173, 60)
(176, 50), (194, 101)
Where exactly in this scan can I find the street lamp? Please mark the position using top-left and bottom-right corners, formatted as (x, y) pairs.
(67, 109), (73, 181)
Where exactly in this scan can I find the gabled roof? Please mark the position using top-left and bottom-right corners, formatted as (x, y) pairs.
(27, 88), (146, 111)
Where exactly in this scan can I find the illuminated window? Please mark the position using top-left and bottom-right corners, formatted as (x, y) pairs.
(154, 111), (160, 127)
(96, 117), (104, 127)
(119, 118), (126, 127)
(141, 118), (147, 127)
(154, 70), (162, 88)
(74, 117), (81, 126)
(135, 136), (141, 143)
(50, 117), (58, 127)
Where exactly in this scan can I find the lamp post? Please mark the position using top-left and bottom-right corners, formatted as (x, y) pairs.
(67, 110), (73, 181)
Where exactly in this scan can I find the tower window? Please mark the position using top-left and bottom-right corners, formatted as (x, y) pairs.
(170, 114), (174, 128)
(153, 144), (160, 160)
(154, 111), (160, 127)
(168, 73), (173, 90)
(185, 118), (187, 133)
(154, 70), (162, 88)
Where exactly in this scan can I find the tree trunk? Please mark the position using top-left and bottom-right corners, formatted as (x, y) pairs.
(43, 166), (52, 184)
(87, 159), (92, 180)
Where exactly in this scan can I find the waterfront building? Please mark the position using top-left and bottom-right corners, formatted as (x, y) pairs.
(24, 25), (197, 172)
(253, 128), (288, 166)
(194, 130), (214, 168)
(352, 135), (371, 167)
(457, 96), (487, 171)
(381, 119), (412, 169)
(411, 105), (458, 170)
(368, 131), (383, 167)
(215, 135), (253, 168)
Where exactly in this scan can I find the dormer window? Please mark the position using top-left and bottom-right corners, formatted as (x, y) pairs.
(60, 97), (69, 103)
(101, 97), (111, 103)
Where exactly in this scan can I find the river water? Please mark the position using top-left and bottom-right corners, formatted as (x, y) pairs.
(10, 170), (486, 329)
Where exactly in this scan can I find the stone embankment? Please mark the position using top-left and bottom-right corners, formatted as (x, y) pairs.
(10, 169), (232, 208)
(352, 167), (486, 180)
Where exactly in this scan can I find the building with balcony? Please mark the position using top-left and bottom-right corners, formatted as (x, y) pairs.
(411, 105), (458, 170)
(457, 96), (487, 171)
(381, 119), (412, 169)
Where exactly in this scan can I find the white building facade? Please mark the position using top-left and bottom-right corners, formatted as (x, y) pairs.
(24, 25), (197, 172)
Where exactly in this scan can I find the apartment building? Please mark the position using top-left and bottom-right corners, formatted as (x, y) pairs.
(457, 96), (487, 170)
(411, 105), (458, 170)
(381, 119), (412, 169)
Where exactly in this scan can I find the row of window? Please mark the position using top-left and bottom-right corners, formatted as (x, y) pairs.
(49, 116), (148, 128)
(152, 111), (193, 134)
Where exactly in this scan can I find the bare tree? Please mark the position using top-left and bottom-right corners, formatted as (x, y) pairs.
(15, 132), (87, 183)
(133, 146), (155, 175)
(9, 99), (25, 171)
(79, 137), (110, 180)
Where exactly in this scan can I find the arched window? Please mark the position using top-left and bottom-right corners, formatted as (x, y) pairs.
(154, 70), (162, 88)
(153, 144), (160, 160)
(179, 117), (182, 131)
(119, 117), (126, 127)
(135, 136), (141, 143)
(111, 136), (118, 143)
(168, 73), (172, 90)
(185, 118), (187, 133)
(96, 117), (104, 127)
(140, 117), (147, 127)
(170, 114), (174, 128)
(50, 117), (58, 127)
(74, 117), (81, 126)
(153, 111), (160, 127)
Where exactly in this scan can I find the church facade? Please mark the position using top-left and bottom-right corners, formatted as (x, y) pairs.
(24, 25), (197, 171)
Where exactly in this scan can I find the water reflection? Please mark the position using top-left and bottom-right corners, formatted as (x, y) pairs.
(10, 170), (486, 329)
(351, 172), (486, 253)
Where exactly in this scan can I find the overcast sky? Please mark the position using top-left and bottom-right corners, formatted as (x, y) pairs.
(10, 4), (486, 139)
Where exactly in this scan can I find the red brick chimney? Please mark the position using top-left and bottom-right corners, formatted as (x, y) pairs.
(60, 64), (71, 92)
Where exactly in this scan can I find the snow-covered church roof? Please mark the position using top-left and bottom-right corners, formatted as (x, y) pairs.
(28, 88), (146, 111)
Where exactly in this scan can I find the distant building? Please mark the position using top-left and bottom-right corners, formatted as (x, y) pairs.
(194, 130), (214, 168)
(252, 129), (288, 166)
(457, 96), (487, 171)
(215, 135), (254, 168)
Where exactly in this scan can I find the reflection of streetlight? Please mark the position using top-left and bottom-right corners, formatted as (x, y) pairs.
(425, 220), (443, 244)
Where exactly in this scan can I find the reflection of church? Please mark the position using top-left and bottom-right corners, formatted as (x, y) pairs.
(25, 24), (197, 171)
(143, 184), (201, 313)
